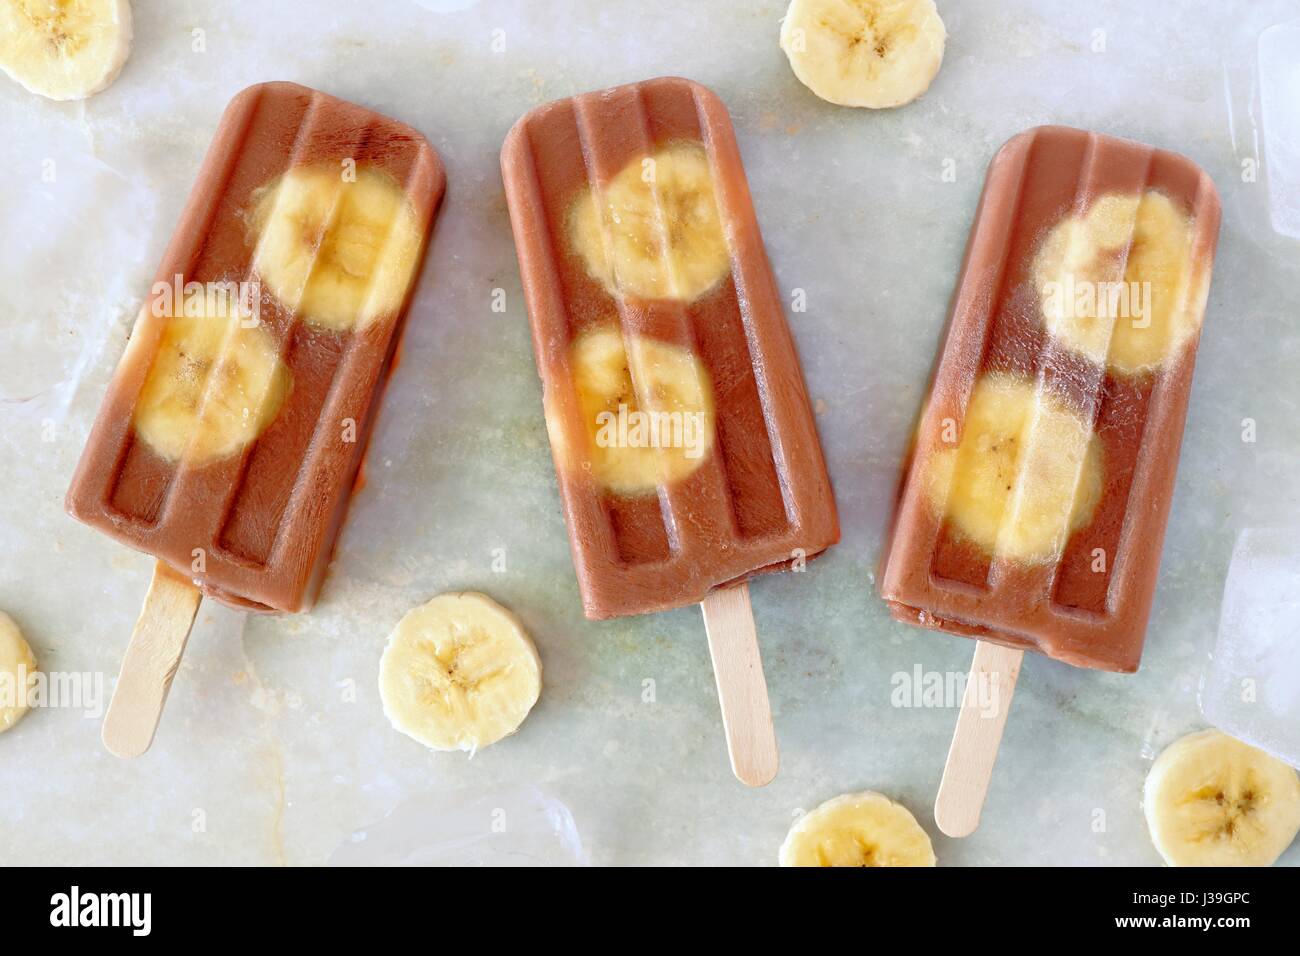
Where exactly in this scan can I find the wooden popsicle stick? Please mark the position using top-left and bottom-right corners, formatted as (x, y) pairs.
(699, 582), (779, 787)
(934, 640), (1024, 838)
(101, 560), (203, 759)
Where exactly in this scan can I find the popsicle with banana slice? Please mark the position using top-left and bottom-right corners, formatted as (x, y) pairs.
(66, 82), (445, 757)
(502, 77), (840, 786)
(878, 126), (1221, 835)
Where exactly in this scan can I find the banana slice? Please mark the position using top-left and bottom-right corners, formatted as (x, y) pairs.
(779, 0), (946, 109)
(0, 611), (37, 733)
(1144, 729), (1300, 867)
(568, 142), (731, 303)
(923, 372), (1103, 564)
(555, 325), (715, 496)
(0, 0), (131, 101)
(379, 592), (542, 753)
(133, 302), (291, 465)
(1033, 190), (1203, 376)
(250, 164), (423, 332)
(780, 791), (936, 866)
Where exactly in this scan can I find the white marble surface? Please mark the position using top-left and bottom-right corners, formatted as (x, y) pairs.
(2, 0), (1298, 866)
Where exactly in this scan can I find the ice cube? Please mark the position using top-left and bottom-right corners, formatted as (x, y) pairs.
(1201, 527), (1300, 768)
(1259, 19), (1300, 239)
(328, 786), (588, 866)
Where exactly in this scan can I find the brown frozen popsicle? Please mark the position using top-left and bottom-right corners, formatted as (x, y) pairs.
(66, 81), (444, 755)
(877, 125), (1220, 833)
(501, 77), (839, 785)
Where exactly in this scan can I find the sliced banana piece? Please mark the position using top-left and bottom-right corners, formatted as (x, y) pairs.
(1144, 729), (1300, 867)
(1033, 190), (1203, 376)
(133, 302), (291, 465)
(0, 611), (37, 733)
(779, 0), (946, 109)
(780, 791), (936, 866)
(250, 164), (423, 332)
(0, 0), (131, 101)
(555, 325), (715, 496)
(568, 142), (731, 303)
(923, 372), (1103, 564)
(379, 593), (542, 754)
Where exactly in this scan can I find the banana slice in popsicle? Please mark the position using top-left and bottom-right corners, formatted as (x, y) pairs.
(779, 0), (946, 109)
(250, 164), (424, 332)
(568, 142), (731, 303)
(1144, 729), (1300, 867)
(133, 302), (291, 466)
(1033, 190), (1204, 376)
(379, 593), (542, 754)
(780, 791), (937, 866)
(0, 0), (132, 101)
(923, 372), (1103, 564)
(555, 326), (716, 496)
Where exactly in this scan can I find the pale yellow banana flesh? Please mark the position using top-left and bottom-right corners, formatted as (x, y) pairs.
(923, 372), (1103, 563)
(0, 0), (131, 101)
(551, 325), (716, 496)
(1033, 190), (1205, 375)
(780, 791), (937, 866)
(568, 142), (731, 303)
(379, 593), (542, 753)
(133, 303), (291, 465)
(250, 164), (423, 331)
(0, 611), (37, 733)
(780, 0), (946, 109)
(1144, 729), (1300, 867)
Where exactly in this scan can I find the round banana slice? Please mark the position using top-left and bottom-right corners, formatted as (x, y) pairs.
(133, 302), (291, 465)
(0, 611), (37, 733)
(0, 0), (132, 101)
(557, 325), (715, 496)
(568, 142), (731, 303)
(779, 0), (946, 109)
(780, 791), (937, 866)
(379, 592), (542, 754)
(1144, 729), (1300, 867)
(250, 164), (423, 332)
(1033, 190), (1202, 376)
(923, 373), (1103, 564)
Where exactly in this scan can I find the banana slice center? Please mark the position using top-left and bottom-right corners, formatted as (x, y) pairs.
(1144, 729), (1300, 866)
(379, 593), (542, 754)
(780, 791), (936, 867)
(556, 325), (716, 496)
(1033, 190), (1202, 376)
(250, 164), (423, 332)
(923, 372), (1103, 564)
(567, 142), (731, 303)
(133, 303), (291, 465)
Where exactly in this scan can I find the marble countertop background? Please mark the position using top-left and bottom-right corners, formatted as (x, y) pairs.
(1, 0), (1298, 866)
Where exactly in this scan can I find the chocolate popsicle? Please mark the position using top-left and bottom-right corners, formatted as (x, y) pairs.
(880, 124), (1220, 672)
(68, 81), (444, 613)
(877, 125), (1219, 834)
(502, 77), (838, 784)
(67, 81), (444, 755)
